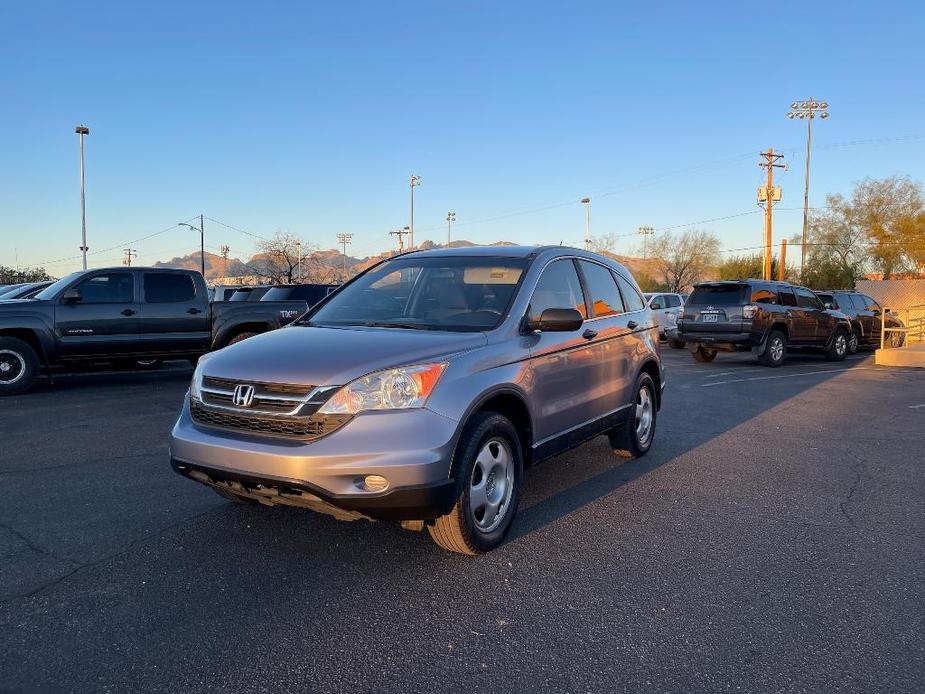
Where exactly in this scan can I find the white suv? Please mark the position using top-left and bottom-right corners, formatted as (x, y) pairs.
(644, 293), (684, 340)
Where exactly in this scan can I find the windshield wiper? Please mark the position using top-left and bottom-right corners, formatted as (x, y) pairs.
(362, 321), (423, 330)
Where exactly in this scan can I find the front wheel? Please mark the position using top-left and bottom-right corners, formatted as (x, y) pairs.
(826, 327), (849, 361)
(0, 337), (40, 396)
(609, 372), (657, 458)
(428, 412), (522, 555)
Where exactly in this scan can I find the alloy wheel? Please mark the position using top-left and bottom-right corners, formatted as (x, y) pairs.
(635, 385), (654, 446)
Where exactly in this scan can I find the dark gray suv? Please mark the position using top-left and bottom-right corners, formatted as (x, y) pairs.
(170, 246), (664, 554)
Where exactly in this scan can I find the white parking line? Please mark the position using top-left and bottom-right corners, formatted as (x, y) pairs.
(702, 367), (875, 387)
(909, 403), (925, 409)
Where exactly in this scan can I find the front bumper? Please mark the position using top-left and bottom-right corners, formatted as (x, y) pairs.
(169, 394), (460, 520)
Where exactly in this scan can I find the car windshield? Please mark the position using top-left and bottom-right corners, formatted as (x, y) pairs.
(688, 284), (748, 306)
(302, 256), (527, 332)
(33, 274), (80, 300)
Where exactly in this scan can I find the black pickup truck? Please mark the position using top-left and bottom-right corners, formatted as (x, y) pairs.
(0, 267), (308, 395)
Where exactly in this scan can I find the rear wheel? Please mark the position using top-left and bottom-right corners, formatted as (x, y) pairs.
(826, 327), (849, 361)
(759, 330), (787, 367)
(848, 329), (860, 354)
(669, 339), (685, 349)
(609, 372), (657, 458)
(428, 412), (522, 555)
(228, 331), (258, 346)
(692, 346), (717, 362)
(0, 337), (40, 396)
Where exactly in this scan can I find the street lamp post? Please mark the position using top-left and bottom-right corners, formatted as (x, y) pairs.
(178, 215), (205, 277)
(580, 198), (591, 249)
(409, 174), (421, 248)
(638, 225), (654, 259)
(75, 125), (90, 269)
(446, 211), (456, 246)
(787, 98), (829, 277)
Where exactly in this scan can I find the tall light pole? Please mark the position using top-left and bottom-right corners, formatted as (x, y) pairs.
(638, 225), (654, 259)
(409, 174), (422, 248)
(787, 98), (829, 277)
(75, 125), (90, 269)
(178, 215), (205, 277)
(580, 198), (591, 249)
(446, 212), (456, 246)
(336, 233), (353, 282)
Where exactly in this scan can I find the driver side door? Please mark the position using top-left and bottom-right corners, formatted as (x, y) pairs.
(54, 271), (142, 358)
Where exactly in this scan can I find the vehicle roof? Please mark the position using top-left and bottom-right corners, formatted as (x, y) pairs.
(693, 278), (808, 289)
(406, 245), (547, 258)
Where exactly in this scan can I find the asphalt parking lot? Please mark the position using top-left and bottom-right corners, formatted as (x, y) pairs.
(1, 348), (924, 693)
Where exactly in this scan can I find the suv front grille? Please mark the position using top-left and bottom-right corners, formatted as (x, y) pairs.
(200, 376), (315, 414)
(190, 398), (350, 440)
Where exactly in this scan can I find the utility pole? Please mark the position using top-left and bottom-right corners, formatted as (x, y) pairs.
(220, 245), (230, 279)
(637, 226), (654, 259)
(390, 228), (410, 252)
(75, 125), (90, 269)
(787, 99), (829, 279)
(122, 248), (137, 267)
(446, 212), (456, 246)
(581, 198), (591, 249)
(409, 174), (421, 248)
(758, 149), (785, 281)
(779, 239), (788, 281)
(336, 233), (353, 282)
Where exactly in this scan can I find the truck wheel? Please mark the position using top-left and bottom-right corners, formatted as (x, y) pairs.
(826, 327), (849, 362)
(228, 331), (258, 346)
(669, 339), (685, 349)
(609, 372), (657, 459)
(848, 330), (860, 354)
(0, 337), (40, 396)
(692, 346), (717, 362)
(428, 412), (522, 555)
(759, 330), (787, 367)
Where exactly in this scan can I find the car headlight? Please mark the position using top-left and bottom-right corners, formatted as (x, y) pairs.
(189, 354), (214, 400)
(318, 363), (447, 415)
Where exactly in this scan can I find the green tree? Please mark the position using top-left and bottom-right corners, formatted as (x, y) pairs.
(850, 176), (925, 278)
(801, 193), (869, 288)
(0, 266), (53, 284)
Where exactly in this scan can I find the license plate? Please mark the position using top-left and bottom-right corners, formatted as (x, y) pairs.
(702, 314), (719, 322)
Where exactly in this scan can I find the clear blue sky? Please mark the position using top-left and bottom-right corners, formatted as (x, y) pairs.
(2, 0), (924, 274)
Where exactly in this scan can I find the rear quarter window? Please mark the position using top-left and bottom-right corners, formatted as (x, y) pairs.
(144, 273), (196, 303)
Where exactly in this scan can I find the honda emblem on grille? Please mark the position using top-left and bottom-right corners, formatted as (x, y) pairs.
(232, 384), (256, 407)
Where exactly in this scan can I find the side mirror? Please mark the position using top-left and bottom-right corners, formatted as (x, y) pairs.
(62, 288), (82, 303)
(526, 308), (584, 333)
(823, 302), (834, 310)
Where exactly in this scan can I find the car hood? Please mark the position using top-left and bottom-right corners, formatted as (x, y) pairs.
(201, 325), (487, 386)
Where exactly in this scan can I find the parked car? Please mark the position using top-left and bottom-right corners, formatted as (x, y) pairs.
(815, 290), (904, 352)
(229, 286), (272, 301)
(170, 246), (664, 554)
(0, 267), (309, 395)
(678, 279), (853, 367)
(644, 292), (685, 345)
(0, 284), (27, 298)
(0, 281), (54, 301)
(259, 284), (338, 306)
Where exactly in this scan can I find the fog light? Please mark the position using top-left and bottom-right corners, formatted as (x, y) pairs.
(358, 475), (389, 492)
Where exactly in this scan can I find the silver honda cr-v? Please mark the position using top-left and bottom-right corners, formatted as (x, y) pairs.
(170, 246), (664, 554)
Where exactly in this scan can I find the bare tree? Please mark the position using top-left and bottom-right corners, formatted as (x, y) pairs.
(243, 232), (314, 284)
(648, 229), (720, 292)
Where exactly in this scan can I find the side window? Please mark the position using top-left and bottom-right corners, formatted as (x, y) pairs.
(578, 261), (625, 317)
(667, 295), (682, 308)
(649, 295), (666, 309)
(529, 260), (587, 320)
(752, 287), (777, 304)
(144, 274), (196, 303)
(865, 295), (881, 311)
(778, 288), (798, 307)
(795, 288), (822, 310)
(74, 273), (134, 303)
(848, 294), (867, 311)
(613, 272), (646, 312)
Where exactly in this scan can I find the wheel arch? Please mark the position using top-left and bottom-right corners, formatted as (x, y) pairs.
(637, 358), (662, 410)
(450, 386), (534, 476)
(214, 322), (269, 348)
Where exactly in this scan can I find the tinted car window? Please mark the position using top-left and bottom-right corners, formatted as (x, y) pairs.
(530, 259), (587, 319)
(864, 295), (881, 311)
(752, 287), (778, 304)
(846, 294), (866, 311)
(613, 272), (646, 311)
(687, 284), (747, 306)
(144, 273), (195, 303)
(795, 287), (823, 310)
(579, 261), (625, 317)
(75, 273), (133, 303)
(778, 288), (798, 306)
(649, 295), (666, 309)
(666, 295), (682, 308)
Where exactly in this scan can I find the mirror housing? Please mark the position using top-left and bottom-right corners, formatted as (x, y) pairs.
(61, 288), (82, 303)
(872, 308), (882, 316)
(823, 301), (834, 310)
(525, 308), (584, 333)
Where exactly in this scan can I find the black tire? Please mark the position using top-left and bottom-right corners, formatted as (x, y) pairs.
(228, 331), (258, 346)
(608, 372), (657, 459)
(826, 327), (849, 361)
(669, 339), (685, 349)
(428, 412), (523, 555)
(848, 329), (860, 355)
(0, 336), (40, 396)
(692, 346), (717, 362)
(759, 330), (787, 367)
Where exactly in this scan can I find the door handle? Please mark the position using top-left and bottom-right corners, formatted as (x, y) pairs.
(582, 328), (598, 340)
(121, 309), (136, 316)
(627, 320), (638, 330)
(187, 308), (202, 314)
